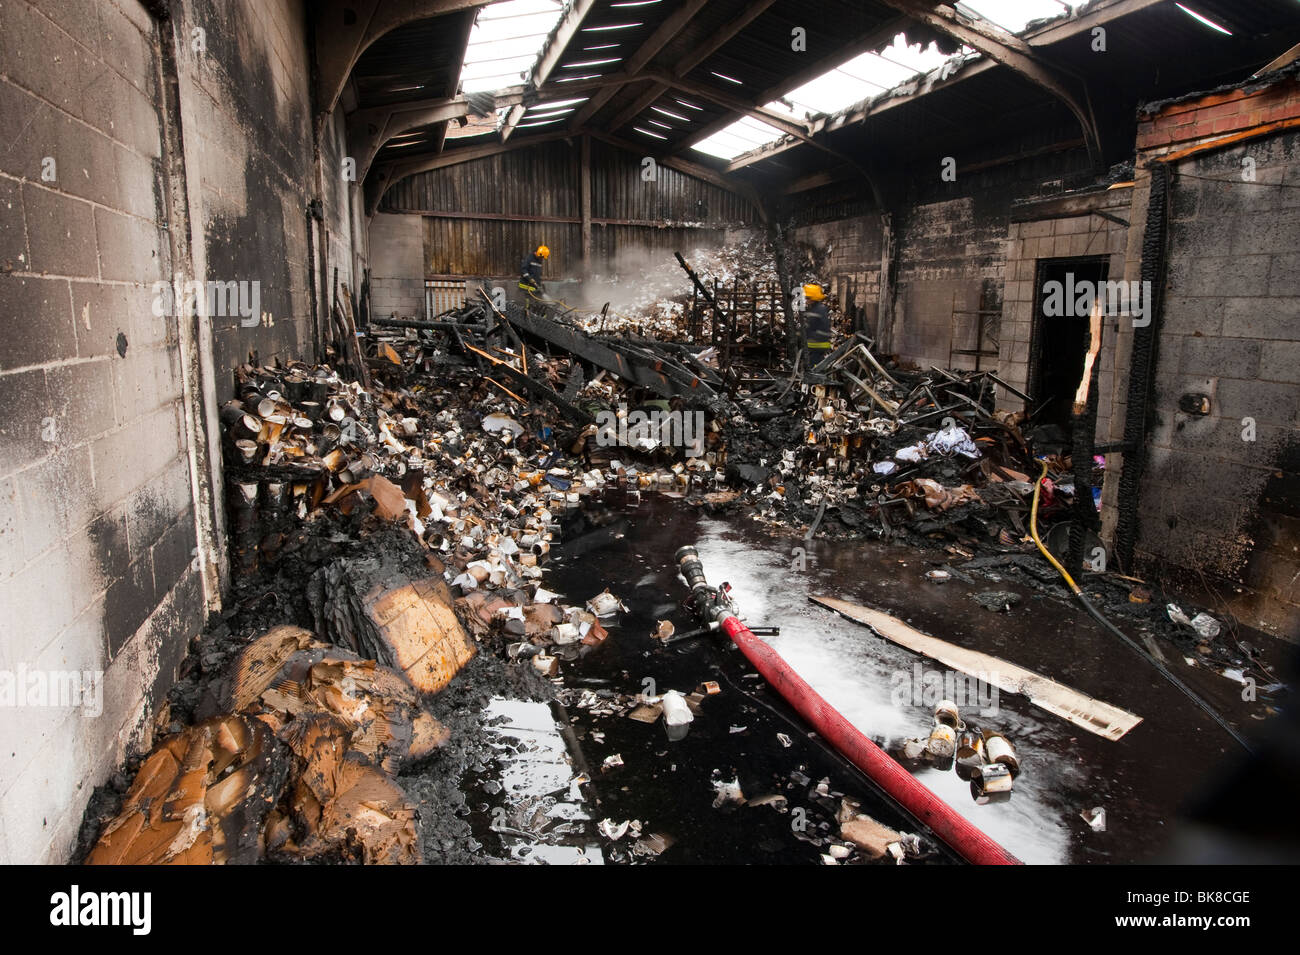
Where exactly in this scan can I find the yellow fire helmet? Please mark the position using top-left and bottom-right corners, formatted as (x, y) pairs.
(802, 282), (825, 302)
(536, 245), (551, 259)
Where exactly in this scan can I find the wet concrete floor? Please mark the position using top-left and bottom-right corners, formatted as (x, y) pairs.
(466, 493), (1261, 864)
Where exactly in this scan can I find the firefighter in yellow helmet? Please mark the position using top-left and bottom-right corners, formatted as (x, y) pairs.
(803, 282), (832, 369)
(519, 244), (550, 296)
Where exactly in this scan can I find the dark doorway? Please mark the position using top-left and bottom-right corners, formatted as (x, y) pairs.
(1028, 256), (1109, 437)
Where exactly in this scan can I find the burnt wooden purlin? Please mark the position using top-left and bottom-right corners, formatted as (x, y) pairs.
(497, 302), (725, 412)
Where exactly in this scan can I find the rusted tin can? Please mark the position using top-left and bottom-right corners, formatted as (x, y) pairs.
(955, 730), (985, 780)
(970, 762), (1014, 804)
(926, 722), (956, 765)
(934, 699), (961, 728)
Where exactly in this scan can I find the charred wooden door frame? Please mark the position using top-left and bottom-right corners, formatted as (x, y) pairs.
(1027, 254), (1111, 423)
(153, 9), (228, 612)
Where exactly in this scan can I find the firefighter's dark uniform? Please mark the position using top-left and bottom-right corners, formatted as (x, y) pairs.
(805, 298), (832, 369)
(519, 252), (545, 295)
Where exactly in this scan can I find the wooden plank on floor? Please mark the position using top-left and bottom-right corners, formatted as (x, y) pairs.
(809, 594), (1143, 741)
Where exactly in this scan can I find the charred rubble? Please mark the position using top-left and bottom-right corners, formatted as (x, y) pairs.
(74, 249), (1279, 865)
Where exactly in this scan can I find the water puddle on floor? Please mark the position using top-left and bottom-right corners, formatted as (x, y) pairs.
(465, 697), (603, 864)
(532, 493), (1236, 864)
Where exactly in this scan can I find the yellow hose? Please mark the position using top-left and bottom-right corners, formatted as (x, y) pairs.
(1028, 462), (1254, 752)
(1030, 459), (1082, 595)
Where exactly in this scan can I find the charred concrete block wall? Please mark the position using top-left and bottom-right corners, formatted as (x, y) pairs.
(170, 0), (358, 393)
(889, 140), (1096, 373)
(1, 0), (362, 862)
(892, 193), (1008, 367)
(369, 212), (427, 319)
(0, 0), (204, 862)
(1104, 73), (1300, 639)
(791, 111), (1096, 372)
(1000, 186), (1133, 432)
(788, 210), (884, 334)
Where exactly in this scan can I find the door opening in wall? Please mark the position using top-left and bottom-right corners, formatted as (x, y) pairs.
(1029, 256), (1108, 437)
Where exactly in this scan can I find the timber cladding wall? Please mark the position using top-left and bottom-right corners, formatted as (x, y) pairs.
(0, 0), (202, 863)
(380, 137), (755, 279)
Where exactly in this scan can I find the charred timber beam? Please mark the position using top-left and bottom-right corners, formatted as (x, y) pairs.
(315, 1), (483, 119)
(605, 0), (779, 132)
(669, 16), (910, 155)
(498, 303), (723, 409)
(371, 316), (490, 332)
(493, 363), (596, 425)
(879, 0), (1102, 166)
(502, 0), (600, 142)
(378, 207), (722, 229)
(567, 0), (711, 131)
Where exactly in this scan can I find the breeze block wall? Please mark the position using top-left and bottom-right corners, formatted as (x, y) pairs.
(170, 0), (358, 392)
(1112, 71), (1300, 639)
(0, 0), (203, 863)
(0, 0), (362, 863)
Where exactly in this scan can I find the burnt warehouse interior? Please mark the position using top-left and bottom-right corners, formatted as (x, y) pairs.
(2, 0), (1299, 889)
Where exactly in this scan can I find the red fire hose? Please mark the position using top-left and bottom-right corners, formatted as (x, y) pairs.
(675, 546), (1020, 865)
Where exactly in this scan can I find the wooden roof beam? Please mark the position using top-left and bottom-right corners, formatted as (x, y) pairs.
(606, 0), (779, 131)
(314, 0), (487, 121)
(879, 0), (1101, 165)
(567, 0), (712, 131)
(502, 0), (600, 142)
(350, 98), (470, 182)
(667, 16), (910, 155)
(696, 0), (1162, 172)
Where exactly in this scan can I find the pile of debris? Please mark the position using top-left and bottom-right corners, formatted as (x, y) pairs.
(574, 234), (792, 339)
(716, 335), (1076, 554)
(83, 339), (695, 863)
(221, 346), (771, 682)
(366, 288), (1093, 569)
(86, 625), (442, 864)
(82, 226), (1287, 866)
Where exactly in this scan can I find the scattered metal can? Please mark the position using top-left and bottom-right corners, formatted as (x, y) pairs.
(926, 721), (956, 758)
(970, 762), (1013, 803)
(984, 731), (1020, 777)
(955, 730), (985, 780)
(934, 699), (961, 728)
